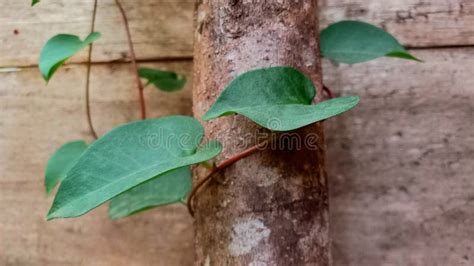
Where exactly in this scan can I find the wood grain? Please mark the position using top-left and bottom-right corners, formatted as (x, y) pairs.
(1, 0), (474, 265)
(1, 0), (194, 67)
(320, 0), (474, 47)
(2, 49), (473, 266)
(324, 48), (474, 265)
(1, 0), (472, 67)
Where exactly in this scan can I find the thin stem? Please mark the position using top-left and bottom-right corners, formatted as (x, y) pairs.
(114, 0), (146, 120)
(187, 141), (268, 216)
(85, 0), (99, 140)
(323, 85), (334, 99)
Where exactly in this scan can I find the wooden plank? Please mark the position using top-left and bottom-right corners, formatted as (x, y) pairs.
(92, 0), (194, 63)
(1, 0), (473, 265)
(1, 0), (94, 67)
(320, 0), (474, 48)
(1, 50), (473, 265)
(0, 61), (195, 266)
(1, 0), (473, 67)
(324, 48), (474, 265)
(0, 0), (194, 67)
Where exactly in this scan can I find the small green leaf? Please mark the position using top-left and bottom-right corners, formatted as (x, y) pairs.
(138, 67), (186, 92)
(32, 0), (40, 6)
(47, 116), (222, 220)
(203, 67), (359, 131)
(108, 166), (191, 220)
(320, 20), (420, 64)
(39, 32), (101, 81)
(44, 141), (88, 194)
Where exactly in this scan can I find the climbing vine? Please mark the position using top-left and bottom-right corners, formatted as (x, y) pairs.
(34, 1), (419, 220)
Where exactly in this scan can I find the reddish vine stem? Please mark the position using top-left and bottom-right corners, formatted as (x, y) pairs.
(323, 85), (334, 99)
(115, 0), (147, 120)
(187, 141), (269, 216)
(85, 0), (99, 140)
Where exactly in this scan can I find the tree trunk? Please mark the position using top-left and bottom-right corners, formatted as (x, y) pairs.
(192, 0), (328, 265)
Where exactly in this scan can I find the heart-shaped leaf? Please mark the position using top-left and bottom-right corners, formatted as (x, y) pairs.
(39, 32), (101, 81)
(47, 116), (222, 220)
(202, 67), (360, 131)
(139, 67), (186, 92)
(44, 140), (88, 194)
(32, 0), (40, 6)
(108, 166), (191, 220)
(320, 20), (420, 64)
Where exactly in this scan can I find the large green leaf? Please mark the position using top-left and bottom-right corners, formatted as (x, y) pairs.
(32, 0), (40, 6)
(320, 20), (420, 64)
(108, 166), (191, 220)
(44, 140), (88, 194)
(202, 67), (359, 131)
(39, 32), (101, 81)
(139, 67), (186, 92)
(47, 116), (222, 220)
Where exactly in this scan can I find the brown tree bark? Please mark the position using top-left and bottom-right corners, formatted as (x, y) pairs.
(192, 0), (328, 265)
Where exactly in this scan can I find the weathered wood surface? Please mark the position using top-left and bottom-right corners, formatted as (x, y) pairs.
(1, 0), (473, 67)
(0, 62), (195, 266)
(1, 0), (195, 67)
(324, 48), (474, 265)
(320, 0), (474, 48)
(1, 0), (474, 265)
(1, 48), (473, 265)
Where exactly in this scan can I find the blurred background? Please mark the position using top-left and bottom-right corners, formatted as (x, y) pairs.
(1, 0), (473, 265)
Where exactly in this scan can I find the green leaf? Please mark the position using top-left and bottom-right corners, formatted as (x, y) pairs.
(47, 116), (222, 220)
(44, 141), (88, 194)
(39, 32), (101, 81)
(108, 166), (191, 220)
(320, 20), (420, 64)
(202, 67), (360, 131)
(139, 67), (186, 92)
(32, 0), (40, 6)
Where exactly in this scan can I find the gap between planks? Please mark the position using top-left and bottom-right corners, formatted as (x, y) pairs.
(2, 44), (474, 72)
(0, 56), (194, 72)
